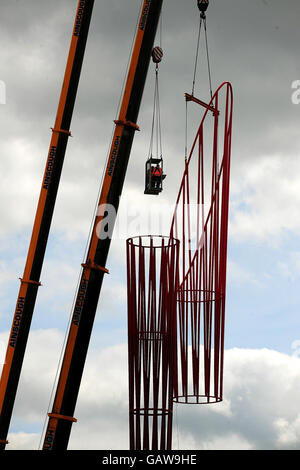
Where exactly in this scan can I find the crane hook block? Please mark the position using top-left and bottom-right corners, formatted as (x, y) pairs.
(197, 0), (209, 13)
(152, 46), (163, 64)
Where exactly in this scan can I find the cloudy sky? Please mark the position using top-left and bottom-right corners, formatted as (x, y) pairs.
(1, 0), (300, 451)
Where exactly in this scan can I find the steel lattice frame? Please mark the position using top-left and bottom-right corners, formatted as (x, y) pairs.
(127, 236), (179, 450)
(171, 82), (233, 404)
(126, 82), (233, 450)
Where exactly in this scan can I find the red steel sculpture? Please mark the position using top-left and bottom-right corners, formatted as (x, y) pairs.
(127, 236), (179, 450)
(126, 82), (233, 449)
(171, 82), (233, 404)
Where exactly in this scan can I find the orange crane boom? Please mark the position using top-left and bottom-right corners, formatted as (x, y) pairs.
(0, 0), (95, 450)
(43, 0), (163, 450)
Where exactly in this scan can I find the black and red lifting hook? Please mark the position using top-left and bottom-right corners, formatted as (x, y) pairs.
(197, 0), (209, 19)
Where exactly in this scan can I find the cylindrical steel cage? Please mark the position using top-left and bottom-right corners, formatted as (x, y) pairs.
(171, 82), (233, 405)
(174, 287), (225, 404)
(126, 236), (179, 450)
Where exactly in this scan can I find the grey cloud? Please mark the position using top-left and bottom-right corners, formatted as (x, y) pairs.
(1, 0), (300, 239)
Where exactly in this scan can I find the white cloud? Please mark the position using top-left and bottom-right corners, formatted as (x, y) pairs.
(230, 153), (300, 244)
(1, 329), (300, 450)
(227, 259), (258, 286)
(7, 432), (40, 451)
(0, 138), (44, 236)
(198, 433), (254, 451)
(275, 414), (300, 447)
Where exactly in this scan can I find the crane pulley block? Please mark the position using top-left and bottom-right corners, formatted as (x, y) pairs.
(197, 0), (209, 15)
(152, 46), (163, 64)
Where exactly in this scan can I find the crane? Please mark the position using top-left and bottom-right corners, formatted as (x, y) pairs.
(0, 0), (96, 450)
(42, 0), (164, 450)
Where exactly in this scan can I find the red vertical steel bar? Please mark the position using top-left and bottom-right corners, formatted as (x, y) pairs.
(127, 236), (179, 450)
(172, 82), (233, 405)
